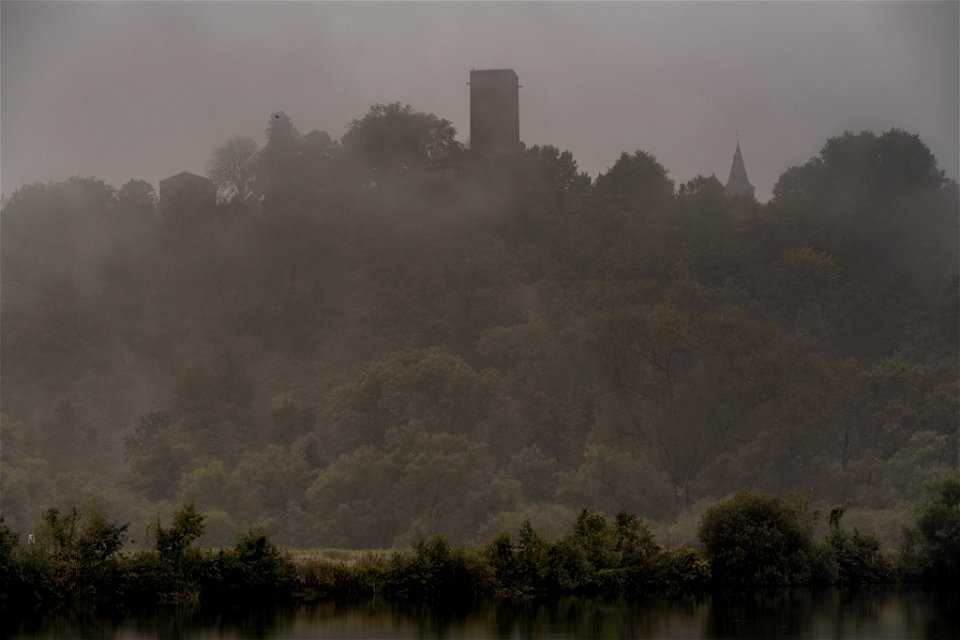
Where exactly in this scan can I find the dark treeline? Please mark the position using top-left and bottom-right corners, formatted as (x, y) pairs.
(1, 103), (957, 550)
(2, 475), (958, 619)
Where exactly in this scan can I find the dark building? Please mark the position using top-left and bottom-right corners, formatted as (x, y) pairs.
(725, 139), (755, 198)
(158, 171), (216, 209)
(469, 68), (520, 157)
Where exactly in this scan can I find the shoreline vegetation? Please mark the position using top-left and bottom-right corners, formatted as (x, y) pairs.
(2, 474), (956, 618)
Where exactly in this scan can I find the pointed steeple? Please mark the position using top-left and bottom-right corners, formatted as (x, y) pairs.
(725, 137), (755, 198)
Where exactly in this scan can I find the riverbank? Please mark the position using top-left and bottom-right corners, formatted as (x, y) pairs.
(2, 475), (956, 619)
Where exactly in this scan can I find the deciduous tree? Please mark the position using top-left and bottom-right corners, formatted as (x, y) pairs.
(208, 135), (259, 202)
(341, 102), (461, 174)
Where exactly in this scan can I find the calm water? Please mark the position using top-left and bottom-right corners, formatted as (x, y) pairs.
(10, 587), (959, 639)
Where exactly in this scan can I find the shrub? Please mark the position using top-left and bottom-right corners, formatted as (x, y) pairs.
(900, 471), (960, 582)
(385, 534), (488, 601)
(0, 521), (28, 614)
(698, 492), (816, 585)
(212, 529), (299, 605)
(153, 502), (204, 562)
(22, 506), (128, 606)
(806, 540), (838, 585)
(126, 502), (209, 605)
(295, 555), (383, 602)
(825, 505), (892, 585)
(653, 546), (711, 590)
(483, 519), (553, 596)
(484, 532), (520, 595)
(540, 509), (666, 595)
(513, 519), (552, 592)
(548, 509), (620, 593)
(614, 512), (662, 593)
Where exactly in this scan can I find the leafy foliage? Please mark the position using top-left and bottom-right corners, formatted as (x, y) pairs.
(820, 504), (892, 585)
(208, 136), (259, 202)
(1, 492), (955, 620)
(210, 529), (298, 604)
(14, 506), (129, 608)
(900, 472), (960, 582)
(595, 150), (675, 212)
(698, 492), (817, 585)
(342, 102), (461, 174)
(0, 107), (956, 552)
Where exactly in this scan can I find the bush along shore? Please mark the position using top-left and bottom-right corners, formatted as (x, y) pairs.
(2, 473), (957, 617)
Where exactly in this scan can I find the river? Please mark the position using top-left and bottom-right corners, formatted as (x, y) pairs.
(10, 587), (958, 639)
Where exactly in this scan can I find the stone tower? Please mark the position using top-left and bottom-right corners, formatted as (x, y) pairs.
(725, 138), (755, 198)
(469, 69), (520, 158)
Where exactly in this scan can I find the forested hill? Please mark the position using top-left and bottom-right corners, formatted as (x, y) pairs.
(1, 106), (957, 549)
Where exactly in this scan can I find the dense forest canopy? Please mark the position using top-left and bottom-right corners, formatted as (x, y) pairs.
(1, 106), (957, 550)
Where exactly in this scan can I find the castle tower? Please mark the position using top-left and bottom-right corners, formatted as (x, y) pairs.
(469, 69), (520, 157)
(725, 138), (755, 198)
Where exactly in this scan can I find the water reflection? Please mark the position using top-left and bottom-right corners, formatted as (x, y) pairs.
(11, 587), (959, 639)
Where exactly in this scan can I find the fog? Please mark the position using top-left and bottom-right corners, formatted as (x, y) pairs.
(0, 0), (957, 556)
(3, 1), (957, 201)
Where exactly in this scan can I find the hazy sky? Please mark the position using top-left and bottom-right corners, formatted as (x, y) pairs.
(3, 1), (958, 201)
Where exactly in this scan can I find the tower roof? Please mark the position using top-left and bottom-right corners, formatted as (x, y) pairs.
(725, 140), (755, 197)
(726, 141), (752, 188)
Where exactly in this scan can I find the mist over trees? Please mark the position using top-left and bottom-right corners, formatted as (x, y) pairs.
(1, 106), (956, 550)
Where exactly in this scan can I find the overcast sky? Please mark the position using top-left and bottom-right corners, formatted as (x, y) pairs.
(2, 1), (958, 202)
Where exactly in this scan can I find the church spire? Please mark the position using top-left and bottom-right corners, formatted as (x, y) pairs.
(725, 138), (755, 198)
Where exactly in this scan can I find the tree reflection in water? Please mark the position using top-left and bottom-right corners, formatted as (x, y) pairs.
(10, 588), (959, 639)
